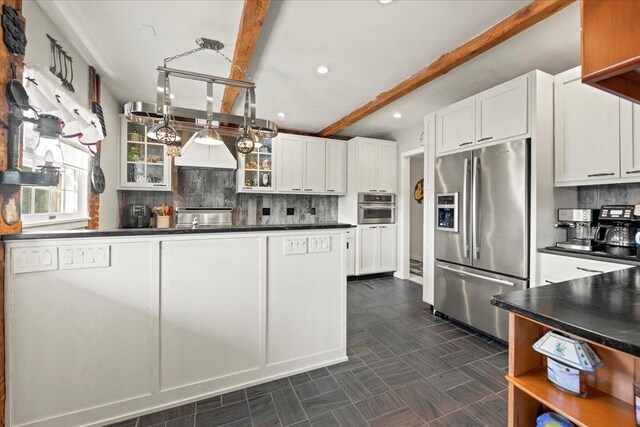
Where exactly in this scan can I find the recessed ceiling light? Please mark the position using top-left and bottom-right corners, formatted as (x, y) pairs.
(378, 0), (394, 4)
(316, 65), (330, 74)
(277, 112), (286, 118)
(393, 112), (402, 119)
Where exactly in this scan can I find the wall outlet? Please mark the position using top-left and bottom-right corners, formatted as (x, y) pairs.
(310, 207), (316, 215)
(286, 208), (294, 215)
(262, 207), (271, 216)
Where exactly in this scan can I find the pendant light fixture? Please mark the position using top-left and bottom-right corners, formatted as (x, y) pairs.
(124, 38), (278, 154)
(194, 81), (224, 145)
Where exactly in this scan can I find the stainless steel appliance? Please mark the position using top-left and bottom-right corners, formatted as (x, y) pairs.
(175, 207), (233, 229)
(358, 193), (396, 224)
(594, 205), (638, 255)
(434, 139), (529, 341)
(123, 204), (152, 228)
(554, 209), (600, 251)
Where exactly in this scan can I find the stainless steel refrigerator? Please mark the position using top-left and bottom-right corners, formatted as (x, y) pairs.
(434, 139), (529, 341)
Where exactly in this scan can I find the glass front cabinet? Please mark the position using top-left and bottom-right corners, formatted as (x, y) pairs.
(236, 138), (275, 192)
(119, 116), (172, 191)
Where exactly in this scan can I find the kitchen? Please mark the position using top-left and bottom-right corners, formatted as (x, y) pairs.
(1, 0), (640, 426)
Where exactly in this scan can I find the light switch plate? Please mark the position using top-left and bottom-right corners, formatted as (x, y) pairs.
(59, 244), (110, 269)
(309, 236), (331, 253)
(284, 237), (307, 255)
(12, 246), (58, 274)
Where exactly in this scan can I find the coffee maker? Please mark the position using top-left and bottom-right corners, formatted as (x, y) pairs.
(593, 205), (639, 256)
(554, 208), (600, 251)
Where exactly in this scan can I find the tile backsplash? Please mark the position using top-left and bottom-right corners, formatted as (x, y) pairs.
(119, 169), (338, 226)
(577, 183), (640, 208)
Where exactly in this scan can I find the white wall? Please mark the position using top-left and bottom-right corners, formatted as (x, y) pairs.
(23, 1), (120, 230)
(409, 157), (424, 261)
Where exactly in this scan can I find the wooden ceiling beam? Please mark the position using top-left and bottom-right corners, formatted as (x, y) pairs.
(317, 0), (575, 137)
(220, 0), (270, 115)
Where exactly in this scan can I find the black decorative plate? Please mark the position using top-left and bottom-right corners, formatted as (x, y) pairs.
(91, 164), (106, 194)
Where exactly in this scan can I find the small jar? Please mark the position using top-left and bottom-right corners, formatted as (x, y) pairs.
(156, 215), (170, 229)
(635, 383), (640, 426)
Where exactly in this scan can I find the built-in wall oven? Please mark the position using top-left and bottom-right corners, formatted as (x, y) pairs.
(358, 193), (396, 224)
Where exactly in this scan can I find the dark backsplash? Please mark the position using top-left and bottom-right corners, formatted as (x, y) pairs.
(119, 169), (338, 226)
(577, 183), (640, 208)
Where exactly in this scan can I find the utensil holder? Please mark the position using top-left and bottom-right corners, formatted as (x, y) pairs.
(156, 215), (170, 229)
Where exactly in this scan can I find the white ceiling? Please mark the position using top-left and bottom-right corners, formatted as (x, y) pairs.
(37, 0), (580, 138)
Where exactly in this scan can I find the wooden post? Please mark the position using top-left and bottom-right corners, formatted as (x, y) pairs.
(0, 1), (24, 424)
(87, 67), (101, 229)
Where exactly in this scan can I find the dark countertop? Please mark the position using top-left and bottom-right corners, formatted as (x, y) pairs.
(2, 223), (353, 241)
(491, 267), (640, 357)
(539, 246), (640, 266)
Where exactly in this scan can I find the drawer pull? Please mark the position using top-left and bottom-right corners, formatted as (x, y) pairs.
(626, 170), (640, 175)
(576, 266), (604, 274)
(291, 188), (302, 191)
(477, 137), (493, 142)
(459, 141), (473, 147)
(304, 189), (313, 191)
(587, 173), (614, 178)
(327, 189), (336, 192)
(370, 189), (378, 192)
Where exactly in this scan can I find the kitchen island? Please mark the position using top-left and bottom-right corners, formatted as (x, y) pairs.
(491, 269), (640, 426)
(3, 224), (350, 427)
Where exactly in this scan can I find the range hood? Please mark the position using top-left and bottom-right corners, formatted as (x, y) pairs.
(174, 131), (237, 169)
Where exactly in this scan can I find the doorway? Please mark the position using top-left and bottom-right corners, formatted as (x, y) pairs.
(396, 147), (424, 284)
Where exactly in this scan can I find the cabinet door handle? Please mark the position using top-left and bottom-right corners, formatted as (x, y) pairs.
(576, 267), (605, 274)
(477, 137), (493, 142)
(379, 190), (387, 193)
(304, 189), (313, 191)
(370, 189), (378, 192)
(544, 279), (556, 284)
(346, 242), (350, 249)
(587, 173), (615, 177)
(153, 183), (165, 187)
(327, 189), (336, 192)
(626, 170), (640, 175)
(378, 226), (387, 228)
(459, 141), (473, 147)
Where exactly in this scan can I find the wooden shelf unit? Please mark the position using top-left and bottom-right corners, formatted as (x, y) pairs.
(507, 313), (640, 426)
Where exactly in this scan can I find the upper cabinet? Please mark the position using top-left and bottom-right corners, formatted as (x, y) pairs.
(620, 102), (640, 180)
(119, 116), (172, 191)
(236, 141), (275, 193)
(475, 75), (528, 144)
(435, 74), (529, 156)
(326, 140), (347, 193)
(354, 138), (398, 194)
(554, 67), (621, 185)
(581, 0), (640, 104)
(276, 134), (305, 192)
(436, 98), (475, 154)
(274, 134), (347, 195)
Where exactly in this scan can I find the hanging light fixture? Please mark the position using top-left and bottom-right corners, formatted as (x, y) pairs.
(33, 113), (65, 170)
(124, 37), (278, 153)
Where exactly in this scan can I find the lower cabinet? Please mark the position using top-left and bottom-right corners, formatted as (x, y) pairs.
(346, 228), (355, 276)
(356, 224), (397, 275)
(537, 253), (631, 286)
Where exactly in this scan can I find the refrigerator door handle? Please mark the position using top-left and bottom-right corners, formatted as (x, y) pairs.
(472, 157), (480, 260)
(462, 158), (470, 258)
(436, 263), (515, 287)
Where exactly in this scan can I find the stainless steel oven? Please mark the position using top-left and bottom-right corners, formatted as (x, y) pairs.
(358, 193), (396, 224)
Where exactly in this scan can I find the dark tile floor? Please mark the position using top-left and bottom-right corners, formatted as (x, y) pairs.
(108, 276), (508, 427)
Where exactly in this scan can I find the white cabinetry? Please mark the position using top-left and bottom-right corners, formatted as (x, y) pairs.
(435, 74), (530, 156)
(119, 116), (172, 191)
(354, 138), (398, 193)
(345, 228), (355, 276)
(326, 140), (347, 193)
(620, 102), (640, 180)
(475, 75), (528, 144)
(436, 98), (475, 154)
(356, 224), (397, 275)
(303, 138), (326, 192)
(537, 253), (631, 287)
(554, 67), (621, 185)
(159, 237), (262, 390)
(276, 134), (305, 191)
(6, 241), (155, 427)
(275, 134), (345, 194)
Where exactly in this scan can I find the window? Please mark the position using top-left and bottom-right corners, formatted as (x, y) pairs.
(21, 126), (90, 228)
